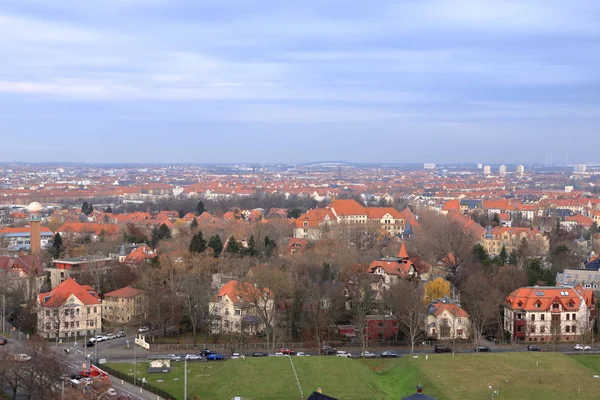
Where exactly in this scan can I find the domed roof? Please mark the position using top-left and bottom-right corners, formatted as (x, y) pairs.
(28, 202), (43, 213)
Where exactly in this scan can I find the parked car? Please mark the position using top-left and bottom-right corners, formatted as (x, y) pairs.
(207, 353), (224, 361)
(70, 374), (82, 381)
(78, 370), (93, 378)
(253, 352), (268, 357)
(574, 344), (583, 350)
(381, 351), (399, 358)
(279, 348), (296, 355)
(115, 331), (126, 338)
(185, 354), (202, 361)
(138, 326), (150, 333)
(80, 377), (93, 385)
(86, 341), (95, 347)
(11, 353), (32, 362)
(275, 352), (285, 356)
(95, 335), (108, 342)
(434, 345), (452, 353)
(296, 352), (310, 356)
(360, 351), (376, 358)
(322, 347), (337, 356)
(0, 336), (7, 345)
(336, 350), (352, 358)
(199, 349), (215, 357)
(106, 333), (116, 340)
(106, 388), (117, 397)
(527, 345), (542, 352)
(231, 353), (241, 359)
(475, 346), (491, 352)
(584, 345), (592, 350)
(166, 354), (181, 361)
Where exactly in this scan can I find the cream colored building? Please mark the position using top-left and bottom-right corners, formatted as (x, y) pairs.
(426, 300), (470, 340)
(37, 278), (102, 339)
(102, 286), (147, 324)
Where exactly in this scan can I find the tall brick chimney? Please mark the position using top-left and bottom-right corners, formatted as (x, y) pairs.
(28, 202), (43, 255)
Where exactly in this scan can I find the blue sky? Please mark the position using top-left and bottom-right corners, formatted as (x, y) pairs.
(1, 0), (599, 164)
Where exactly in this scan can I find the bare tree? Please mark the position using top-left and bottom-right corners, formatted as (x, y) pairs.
(460, 271), (502, 348)
(349, 277), (377, 357)
(179, 255), (213, 346)
(384, 280), (428, 354)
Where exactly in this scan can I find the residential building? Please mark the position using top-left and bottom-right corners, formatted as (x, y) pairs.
(365, 242), (428, 287)
(426, 299), (470, 340)
(483, 165), (491, 176)
(37, 278), (102, 339)
(293, 199), (408, 240)
(102, 286), (147, 324)
(0, 255), (46, 300)
(504, 285), (595, 342)
(499, 165), (507, 176)
(0, 226), (54, 251)
(481, 226), (549, 257)
(47, 256), (113, 288)
(556, 266), (600, 293)
(516, 165), (525, 174)
(209, 280), (273, 334)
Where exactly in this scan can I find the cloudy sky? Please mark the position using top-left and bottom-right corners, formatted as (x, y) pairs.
(1, 0), (598, 164)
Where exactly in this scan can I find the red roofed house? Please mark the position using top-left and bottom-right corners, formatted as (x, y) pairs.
(0, 255), (46, 299)
(57, 222), (119, 241)
(426, 299), (470, 340)
(504, 285), (595, 342)
(37, 278), (102, 339)
(366, 243), (423, 288)
(102, 287), (147, 325)
(208, 280), (273, 334)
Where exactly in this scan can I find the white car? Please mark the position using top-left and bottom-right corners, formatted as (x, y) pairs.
(95, 335), (107, 342)
(336, 351), (352, 358)
(360, 351), (376, 358)
(106, 333), (116, 340)
(231, 353), (241, 359)
(11, 354), (31, 362)
(185, 354), (202, 361)
(574, 344), (583, 350)
(167, 354), (181, 361)
(80, 377), (93, 385)
(296, 352), (310, 356)
(584, 345), (592, 350)
(275, 352), (285, 356)
(138, 326), (150, 333)
(106, 388), (117, 397)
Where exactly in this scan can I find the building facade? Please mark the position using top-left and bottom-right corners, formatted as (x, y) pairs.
(37, 278), (102, 339)
(504, 285), (595, 342)
(102, 286), (147, 324)
(426, 299), (470, 340)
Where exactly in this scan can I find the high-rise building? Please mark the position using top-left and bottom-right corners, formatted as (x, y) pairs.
(574, 164), (587, 173)
(483, 165), (491, 176)
(28, 201), (43, 254)
(477, 163), (483, 169)
(499, 165), (507, 176)
(516, 165), (525, 174)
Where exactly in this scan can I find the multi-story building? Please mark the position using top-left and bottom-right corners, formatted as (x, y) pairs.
(516, 165), (525, 174)
(504, 285), (595, 342)
(102, 286), (147, 325)
(483, 165), (492, 176)
(37, 278), (102, 339)
(0, 226), (54, 251)
(426, 299), (470, 340)
(209, 280), (273, 334)
(499, 165), (507, 176)
(481, 226), (549, 257)
(293, 199), (408, 240)
(46, 256), (113, 288)
(365, 242), (429, 287)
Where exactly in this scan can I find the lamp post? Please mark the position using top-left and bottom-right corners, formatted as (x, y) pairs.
(133, 335), (137, 387)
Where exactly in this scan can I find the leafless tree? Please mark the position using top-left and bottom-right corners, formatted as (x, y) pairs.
(179, 255), (213, 346)
(349, 277), (377, 357)
(384, 280), (428, 354)
(460, 271), (502, 348)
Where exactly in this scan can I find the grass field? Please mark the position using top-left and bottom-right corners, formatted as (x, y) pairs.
(107, 353), (600, 400)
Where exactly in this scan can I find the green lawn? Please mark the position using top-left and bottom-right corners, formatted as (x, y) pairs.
(107, 353), (600, 400)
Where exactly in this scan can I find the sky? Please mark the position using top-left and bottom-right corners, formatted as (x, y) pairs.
(1, 0), (599, 164)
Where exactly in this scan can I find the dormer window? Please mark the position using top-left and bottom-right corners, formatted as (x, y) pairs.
(534, 301), (541, 308)
(552, 303), (559, 310)
(517, 301), (523, 307)
(568, 300), (574, 308)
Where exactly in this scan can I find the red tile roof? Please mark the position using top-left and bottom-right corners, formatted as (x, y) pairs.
(506, 285), (593, 312)
(38, 278), (101, 307)
(104, 286), (143, 298)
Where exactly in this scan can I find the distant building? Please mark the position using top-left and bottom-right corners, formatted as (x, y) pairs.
(424, 163), (436, 170)
(516, 164), (525, 174)
(499, 165), (507, 176)
(483, 165), (491, 176)
(47, 256), (113, 288)
(37, 278), (102, 339)
(504, 285), (595, 342)
(574, 164), (587, 173)
(0, 226), (54, 251)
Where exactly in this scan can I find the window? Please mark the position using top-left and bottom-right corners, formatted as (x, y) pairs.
(531, 314), (536, 321)
(46, 310), (50, 317)
(76, 321), (79, 328)
(566, 326), (570, 333)
(552, 303), (559, 310)
(572, 325), (577, 333)
(457, 329), (464, 336)
(224, 320), (229, 328)
(87, 307), (90, 313)
(378, 322), (384, 328)
(540, 326), (545, 333)
(94, 307), (97, 313)
(458, 318), (462, 324)
(566, 314), (570, 320)
(64, 322), (69, 329)
(572, 313), (576, 321)
(70, 322), (74, 328)
(234, 309), (241, 316)
(530, 326), (536, 333)
(540, 314), (545, 321)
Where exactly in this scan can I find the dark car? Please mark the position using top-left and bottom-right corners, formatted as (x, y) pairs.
(322, 346), (337, 356)
(0, 336), (7, 345)
(86, 341), (95, 347)
(381, 351), (399, 358)
(252, 352), (268, 357)
(207, 353), (224, 361)
(70, 374), (82, 380)
(199, 349), (215, 357)
(434, 345), (452, 353)
(474, 346), (491, 352)
(527, 345), (542, 352)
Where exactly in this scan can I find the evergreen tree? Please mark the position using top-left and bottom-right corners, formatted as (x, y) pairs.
(190, 218), (198, 230)
(472, 244), (489, 263)
(87, 204), (94, 215)
(178, 209), (186, 219)
(287, 208), (302, 219)
(150, 225), (160, 248)
(508, 250), (518, 266)
(52, 232), (64, 258)
(189, 231), (207, 254)
(264, 236), (277, 257)
(247, 235), (257, 256)
(226, 235), (240, 254)
(158, 223), (172, 240)
(195, 201), (205, 216)
(207, 234), (223, 257)
(105, 206), (113, 213)
(498, 245), (508, 266)
(525, 258), (555, 286)
(81, 201), (90, 215)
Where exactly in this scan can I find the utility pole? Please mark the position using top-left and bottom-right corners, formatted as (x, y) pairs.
(133, 335), (137, 387)
(1, 294), (5, 334)
(184, 357), (188, 400)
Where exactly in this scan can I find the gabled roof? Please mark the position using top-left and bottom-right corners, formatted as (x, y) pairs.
(327, 199), (367, 216)
(38, 278), (101, 307)
(506, 285), (593, 311)
(213, 280), (272, 304)
(430, 302), (469, 318)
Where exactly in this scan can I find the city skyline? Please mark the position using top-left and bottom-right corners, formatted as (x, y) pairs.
(1, 0), (599, 163)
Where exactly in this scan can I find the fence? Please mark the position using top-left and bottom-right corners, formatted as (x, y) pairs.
(98, 363), (179, 400)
